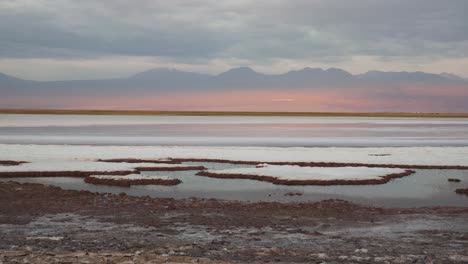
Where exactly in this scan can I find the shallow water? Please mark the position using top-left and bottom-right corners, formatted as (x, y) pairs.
(3, 162), (467, 208)
(1, 114), (468, 207)
(1, 114), (468, 146)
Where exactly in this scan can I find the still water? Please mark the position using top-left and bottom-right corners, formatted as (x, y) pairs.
(1, 114), (467, 207)
(3, 162), (468, 208)
(1, 114), (468, 146)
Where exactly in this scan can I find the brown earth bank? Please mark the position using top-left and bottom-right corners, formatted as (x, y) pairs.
(1, 181), (467, 263)
(196, 170), (415, 186)
(84, 176), (182, 187)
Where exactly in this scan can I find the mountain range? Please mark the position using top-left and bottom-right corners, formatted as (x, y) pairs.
(1, 67), (468, 112)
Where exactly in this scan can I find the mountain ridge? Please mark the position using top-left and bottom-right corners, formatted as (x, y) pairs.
(1, 67), (467, 112)
(1, 67), (467, 102)
(0, 67), (466, 83)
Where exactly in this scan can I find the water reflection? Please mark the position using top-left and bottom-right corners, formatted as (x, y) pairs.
(0, 117), (468, 147)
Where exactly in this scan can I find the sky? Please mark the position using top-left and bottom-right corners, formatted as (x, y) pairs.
(1, 0), (468, 81)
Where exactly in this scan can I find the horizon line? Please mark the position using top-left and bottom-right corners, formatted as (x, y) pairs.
(1, 109), (468, 118)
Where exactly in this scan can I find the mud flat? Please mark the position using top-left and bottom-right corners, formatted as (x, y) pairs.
(1, 181), (467, 263)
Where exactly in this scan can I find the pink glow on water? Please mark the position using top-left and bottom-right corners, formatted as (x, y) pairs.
(3, 85), (468, 112)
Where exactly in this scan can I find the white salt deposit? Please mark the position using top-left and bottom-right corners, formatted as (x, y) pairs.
(1, 144), (467, 166)
(3, 114), (468, 127)
(203, 165), (406, 181)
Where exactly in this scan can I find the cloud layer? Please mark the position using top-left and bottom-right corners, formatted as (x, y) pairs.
(1, 0), (468, 79)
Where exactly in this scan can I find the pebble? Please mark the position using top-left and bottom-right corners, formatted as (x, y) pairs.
(449, 255), (468, 262)
(316, 253), (328, 259)
(355, 248), (369, 253)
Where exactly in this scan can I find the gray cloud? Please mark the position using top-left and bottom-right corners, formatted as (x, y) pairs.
(0, 0), (467, 66)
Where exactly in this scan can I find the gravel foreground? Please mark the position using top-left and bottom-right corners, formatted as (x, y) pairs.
(1, 181), (467, 264)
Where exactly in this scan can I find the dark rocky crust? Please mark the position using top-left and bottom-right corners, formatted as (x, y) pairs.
(134, 166), (206, 171)
(97, 158), (468, 170)
(196, 170), (416, 186)
(448, 178), (461, 182)
(84, 176), (181, 187)
(176, 159), (468, 170)
(455, 188), (468, 196)
(0, 166), (205, 178)
(98, 158), (183, 164)
(0, 160), (28, 166)
(0, 170), (134, 178)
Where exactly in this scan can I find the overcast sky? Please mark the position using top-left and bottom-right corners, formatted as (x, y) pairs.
(1, 0), (467, 80)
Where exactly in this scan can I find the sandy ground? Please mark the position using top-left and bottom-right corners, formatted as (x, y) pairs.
(1, 181), (468, 263)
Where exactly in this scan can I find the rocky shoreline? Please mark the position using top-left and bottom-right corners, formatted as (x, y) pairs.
(1, 181), (467, 263)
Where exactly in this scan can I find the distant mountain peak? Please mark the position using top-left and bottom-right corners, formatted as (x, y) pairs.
(286, 67), (351, 76)
(218, 67), (260, 76)
(302, 67), (322, 71)
(299, 67), (324, 72)
(356, 70), (466, 84)
(326, 67), (352, 76)
(132, 68), (182, 76)
(440, 72), (465, 81)
(0, 72), (25, 82)
(0, 72), (14, 78)
(131, 68), (208, 80)
(230, 66), (256, 72)
(283, 67), (322, 75)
